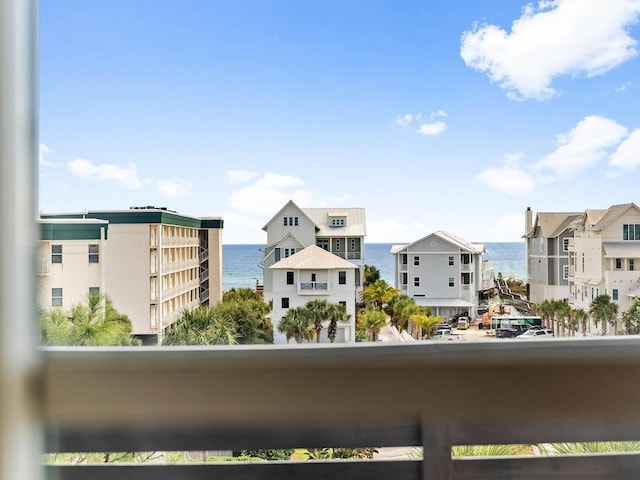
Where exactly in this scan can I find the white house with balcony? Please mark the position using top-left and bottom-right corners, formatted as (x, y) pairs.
(261, 200), (366, 303)
(269, 245), (357, 344)
(391, 231), (487, 319)
(568, 203), (640, 335)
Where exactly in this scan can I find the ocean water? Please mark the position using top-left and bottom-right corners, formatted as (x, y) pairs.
(222, 242), (525, 292)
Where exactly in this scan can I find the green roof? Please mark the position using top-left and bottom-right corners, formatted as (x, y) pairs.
(41, 210), (224, 229)
(39, 222), (107, 241)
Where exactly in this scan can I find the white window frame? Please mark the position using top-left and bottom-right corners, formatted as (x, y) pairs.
(88, 244), (99, 263)
(51, 288), (63, 307)
(51, 244), (62, 264)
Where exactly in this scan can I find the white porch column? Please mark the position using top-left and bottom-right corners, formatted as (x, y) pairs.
(0, 0), (42, 479)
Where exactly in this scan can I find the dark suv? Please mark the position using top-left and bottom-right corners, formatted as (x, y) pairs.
(495, 324), (532, 338)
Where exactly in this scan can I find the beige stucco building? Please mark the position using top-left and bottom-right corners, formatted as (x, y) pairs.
(38, 207), (223, 343)
(568, 203), (640, 335)
(524, 207), (582, 304)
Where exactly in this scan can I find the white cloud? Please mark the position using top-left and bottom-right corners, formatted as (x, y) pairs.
(397, 111), (446, 131)
(395, 114), (415, 127)
(227, 170), (259, 183)
(533, 115), (628, 178)
(366, 218), (430, 244)
(67, 158), (150, 189)
(492, 214), (527, 241)
(616, 81), (632, 92)
(39, 144), (55, 167)
(461, 0), (640, 100)
(476, 162), (537, 195)
(156, 179), (192, 198)
(227, 172), (310, 217)
(610, 128), (640, 170)
(418, 121), (447, 136)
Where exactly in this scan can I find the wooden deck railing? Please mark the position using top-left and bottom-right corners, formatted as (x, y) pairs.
(43, 337), (640, 479)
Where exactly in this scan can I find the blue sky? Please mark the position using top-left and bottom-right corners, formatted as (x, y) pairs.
(39, 0), (640, 244)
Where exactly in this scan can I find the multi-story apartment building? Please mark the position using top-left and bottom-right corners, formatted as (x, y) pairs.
(390, 231), (488, 319)
(568, 203), (640, 335)
(260, 200), (366, 301)
(524, 207), (582, 304)
(269, 245), (358, 343)
(39, 207), (223, 343)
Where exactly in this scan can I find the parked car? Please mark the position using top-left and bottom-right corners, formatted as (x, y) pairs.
(515, 328), (554, 340)
(433, 329), (454, 340)
(495, 328), (520, 338)
(495, 324), (533, 338)
(457, 317), (469, 330)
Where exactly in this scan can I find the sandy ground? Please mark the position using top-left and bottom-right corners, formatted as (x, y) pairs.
(378, 324), (497, 343)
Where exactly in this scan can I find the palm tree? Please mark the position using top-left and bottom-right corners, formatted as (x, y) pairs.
(278, 307), (314, 343)
(534, 299), (555, 332)
(326, 303), (350, 343)
(621, 299), (640, 334)
(361, 279), (399, 311)
(363, 264), (380, 288)
(357, 305), (386, 341)
(41, 293), (140, 346)
(571, 308), (589, 337)
(163, 306), (237, 345)
(589, 294), (619, 335)
(305, 299), (330, 343)
(385, 295), (428, 333)
(41, 307), (72, 346)
(410, 314), (442, 339)
(555, 300), (570, 337)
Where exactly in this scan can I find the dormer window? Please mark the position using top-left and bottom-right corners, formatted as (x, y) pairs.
(330, 217), (345, 226)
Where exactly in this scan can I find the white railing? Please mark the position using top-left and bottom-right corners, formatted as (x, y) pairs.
(300, 282), (328, 292)
(332, 251), (362, 260)
(41, 337), (640, 479)
(162, 279), (199, 299)
(163, 258), (200, 275)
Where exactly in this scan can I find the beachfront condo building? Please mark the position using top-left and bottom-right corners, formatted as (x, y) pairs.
(38, 207), (223, 344)
(524, 207), (582, 304)
(567, 203), (640, 335)
(261, 200), (366, 343)
(390, 231), (489, 320)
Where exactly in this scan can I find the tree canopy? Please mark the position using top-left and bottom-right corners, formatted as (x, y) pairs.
(41, 293), (140, 346)
(360, 279), (398, 311)
(164, 288), (273, 345)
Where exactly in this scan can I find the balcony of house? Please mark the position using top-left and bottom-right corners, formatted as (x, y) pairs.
(163, 258), (201, 275)
(299, 281), (329, 294)
(161, 236), (201, 247)
(41, 337), (640, 480)
(162, 279), (200, 300)
(330, 250), (363, 261)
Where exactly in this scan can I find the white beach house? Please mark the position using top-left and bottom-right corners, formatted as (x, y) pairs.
(391, 231), (488, 319)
